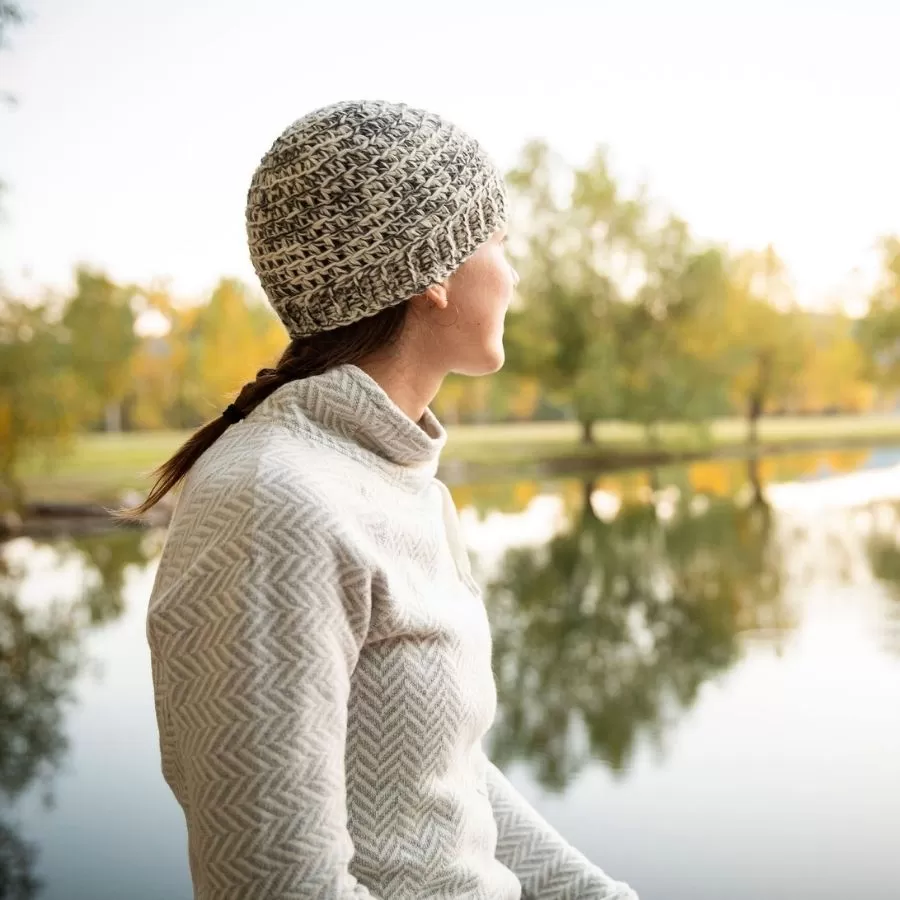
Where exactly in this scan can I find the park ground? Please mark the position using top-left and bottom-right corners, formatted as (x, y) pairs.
(17, 414), (900, 505)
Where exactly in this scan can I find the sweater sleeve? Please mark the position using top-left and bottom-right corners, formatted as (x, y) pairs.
(151, 501), (380, 899)
(485, 760), (638, 900)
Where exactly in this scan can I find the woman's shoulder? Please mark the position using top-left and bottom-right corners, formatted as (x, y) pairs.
(156, 422), (376, 587)
(175, 418), (373, 532)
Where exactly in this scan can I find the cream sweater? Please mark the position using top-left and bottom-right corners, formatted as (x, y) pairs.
(147, 364), (637, 900)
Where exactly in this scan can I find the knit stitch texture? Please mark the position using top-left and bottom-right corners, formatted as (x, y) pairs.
(245, 100), (509, 338)
(147, 364), (638, 899)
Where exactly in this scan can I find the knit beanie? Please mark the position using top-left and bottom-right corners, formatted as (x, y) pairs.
(245, 100), (509, 338)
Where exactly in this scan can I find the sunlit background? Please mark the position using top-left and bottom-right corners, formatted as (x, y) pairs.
(2, 3), (900, 899)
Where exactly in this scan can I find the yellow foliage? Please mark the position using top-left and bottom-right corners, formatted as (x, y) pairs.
(824, 449), (869, 473)
(507, 377), (541, 420)
(433, 375), (497, 424)
(687, 461), (737, 496)
(789, 321), (870, 412)
(512, 480), (540, 511)
(432, 378), (467, 424)
(194, 280), (286, 406)
(449, 484), (474, 509)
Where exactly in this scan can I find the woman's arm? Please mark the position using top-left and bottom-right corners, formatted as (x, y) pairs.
(485, 759), (638, 900)
(150, 495), (380, 899)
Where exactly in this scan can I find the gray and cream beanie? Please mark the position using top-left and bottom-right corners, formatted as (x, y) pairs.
(246, 100), (509, 338)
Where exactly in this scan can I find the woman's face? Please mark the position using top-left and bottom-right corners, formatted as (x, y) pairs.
(437, 228), (519, 376)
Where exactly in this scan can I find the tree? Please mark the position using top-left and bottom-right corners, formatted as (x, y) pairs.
(505, 140), (739, 444)
(127, 284), (196, 429)
(791, 311), (870, 413)
(858, 236), (900, 390)
(504, 141), (643, 443)
(0, 295), (79, 509)
(721, 247), (810, 443)
(617, 221), (731, 442)
(185, 278), (286, 419)
(62, 268), (139, 432)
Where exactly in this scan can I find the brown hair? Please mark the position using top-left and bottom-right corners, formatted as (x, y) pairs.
(120, 301), (410, 518)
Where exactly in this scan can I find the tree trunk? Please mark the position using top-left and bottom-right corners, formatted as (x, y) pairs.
(581, 478), (597, 521)
(748, 353), (771, 448)
(747, 454), (765, 506)
(580, 419), (594, 444)
(747, 393), (763, 446)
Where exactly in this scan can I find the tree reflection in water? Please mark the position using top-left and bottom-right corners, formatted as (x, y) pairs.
(0, 448), (890, 891)
(0, 527), (159, 899)
(864, 501), (900, 657)
(483, 458), (795, 791)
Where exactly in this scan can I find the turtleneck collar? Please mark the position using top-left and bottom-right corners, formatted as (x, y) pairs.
(254, 363), (447, 490)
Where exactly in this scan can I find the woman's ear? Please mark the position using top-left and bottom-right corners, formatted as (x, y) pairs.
(411, 282), (450, 312)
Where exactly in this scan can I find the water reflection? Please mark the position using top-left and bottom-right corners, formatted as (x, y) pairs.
(0, 527), (159, 899)
(864, 502), (900, 657)
(2, 446), (900, 899)
(480, 457), (797, 790)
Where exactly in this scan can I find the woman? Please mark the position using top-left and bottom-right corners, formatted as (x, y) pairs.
(139, 100), (637, 900)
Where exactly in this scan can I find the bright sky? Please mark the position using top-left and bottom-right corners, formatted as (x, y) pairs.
(2, 0), (898, 310)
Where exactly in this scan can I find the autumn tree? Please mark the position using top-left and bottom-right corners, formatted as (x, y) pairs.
(0, 294), (79, 509)
(184, 278), (286, 420)
(858, 236), (900, 390)
(791, 310), (870, 413)
(127, 284), (198, 429)
(61, 267), (138, 432)
(721, 246), (811, 443)
(617, 219), (731, 442)
(504, 141), (643, 443)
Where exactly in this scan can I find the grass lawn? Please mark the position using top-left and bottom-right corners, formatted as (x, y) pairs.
(17, 414), (900, 504)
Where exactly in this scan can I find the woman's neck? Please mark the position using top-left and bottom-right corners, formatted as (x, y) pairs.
(356, 351), (445, 426)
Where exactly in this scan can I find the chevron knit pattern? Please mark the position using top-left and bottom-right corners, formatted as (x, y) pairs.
(146, 363), (638, 899)
(245, 100), (509, 338)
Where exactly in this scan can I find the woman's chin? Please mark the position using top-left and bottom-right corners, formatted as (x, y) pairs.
(485, 346), (506, 373)
(452, 343), (506, 377)
(475, 343), (506, 375)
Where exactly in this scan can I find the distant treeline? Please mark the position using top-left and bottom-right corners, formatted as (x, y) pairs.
(2, 139), (899, 503)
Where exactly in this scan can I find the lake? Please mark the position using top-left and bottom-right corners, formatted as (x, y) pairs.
(2, 447), (900, 900)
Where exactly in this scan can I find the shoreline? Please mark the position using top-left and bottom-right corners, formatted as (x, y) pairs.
(439, 431), (900, 483)
(5, 431), (899, 539)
